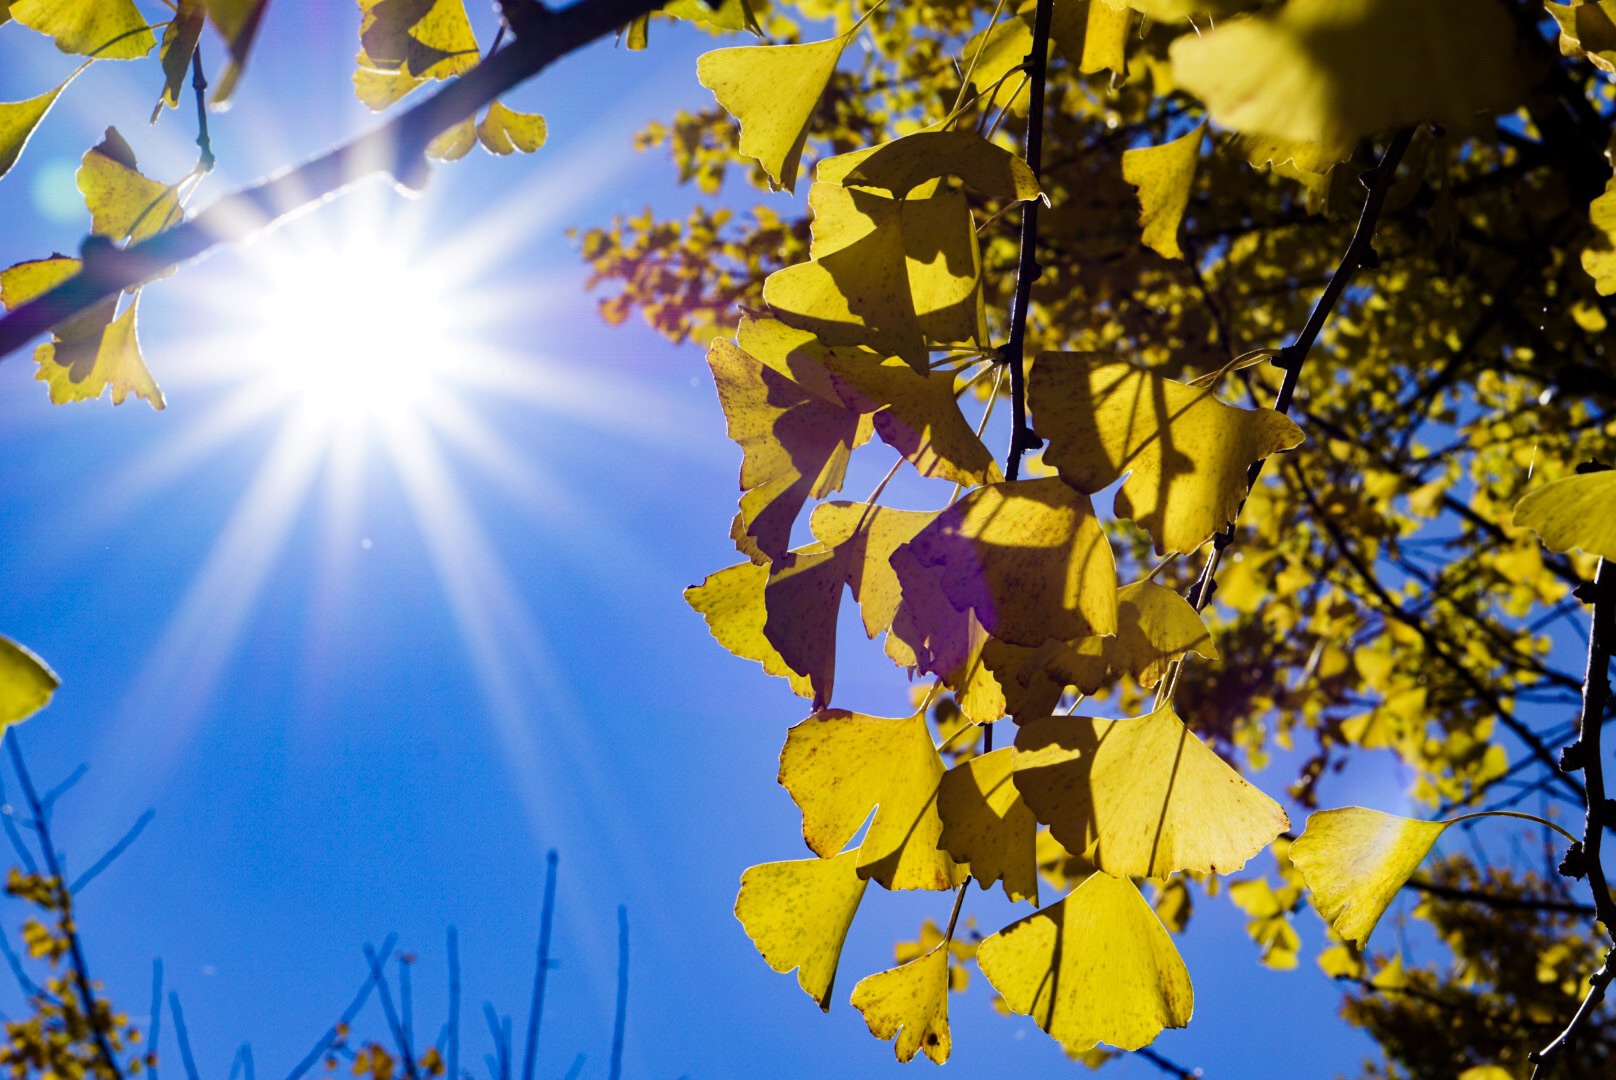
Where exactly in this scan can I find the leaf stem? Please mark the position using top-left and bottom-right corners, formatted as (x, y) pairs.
(1447, 809), (1580, 846)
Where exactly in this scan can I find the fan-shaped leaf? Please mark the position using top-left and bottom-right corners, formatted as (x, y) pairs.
(697, 34), (849, 192)
(735, 851), (868, 1011)
(0, 637), (58, 728)
(850, 943), (953, 1063)
(937, 749), (1039, 903)
(1123, 122), (1205, 260)
(1513, 470), (1616, 561)
(1289, 806), (1450, 949)
(12, 0), (154, 59)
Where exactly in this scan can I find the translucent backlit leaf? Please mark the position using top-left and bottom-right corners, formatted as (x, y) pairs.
(1122, 122), (1204, 260)
(0, 636), (58, 728)
(358, 0), (478, 79)
(1013, 706), (1288, 878)
(842, 130), (1042, 202)
(1105, 580), (1217, 689)
(78, 128), (183, 244)
(697, 34), (849, 192)
(203, 0), (271, 103)
(850, 943), (953, 1063)
(11, 0), (154, 59)
(1289, 806), (1450, 949)
(937, 749), (1039, 903)
(762, 545), (848, 710)
(735, 851), (867, 1011)
(808, 503), (938, 638)
(0, 256), (79, 310)
(899, 477), (1118, 647)
(1029, 352), (1305, 555)
(35, 297), (165, 409)
(779, 710), (964, 891)
(1549, 0), (1616, 76)
(425, 116), (476, 161)
(1227, 879), (1301, 970)
(1513, 470), (1616, 561)
(477, 102), (547, 155)
(684, 560), (814, 701)
(0, 78), (72, 181)
(977, 873), (1193, 1054)
(823, 354), (1002, 486)
(1170, 0), (1525, 147)
(708, 337), (863, 565)
(153, 1), (206, 120)
(1079, 0), (1130, 77)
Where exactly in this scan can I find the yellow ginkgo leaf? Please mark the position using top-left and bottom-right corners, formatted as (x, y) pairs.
(203, 0), (270, 103)
(900, 477), (1118, 647)
(937, 749), (1039, 903)
(1029, 352), (1305, 555)
(1014, 706), (1288, 879)
(0, 76), (74, 180)
(708, 336), (863, 565)
(425, 117), (477, 161)
(36, 297), (165, 409)
(824, 354), (1003, 486)
(1513, 470), (1616, 561)
(684, 560), (814, 701)
(1289, 806), (1450, 949)
(1123, 0), (1252, 17)
(808, 503), (938, 639)
(1227, 879), (1301, 970)
(735, 850), (867, 1011)
(977, 872), (1193, 1054)
(1549, 0), (1616, 76)
(78, 128), (183, 244)
(0, 256), (80, 310)
(850, 942), (953, 1064)
(1123, 122), (1205, 260)
(1106, 580), (1217, 689)
(477, 102), (547, 156)
(153, 2), (206, 120)
(1456, 1067), (1515, 1080)
(762, 545), (848, 710)
(358, 0), (478, 79)
(697, 34), (849, 193)
(1170, 0), (1525, 148)
(1232, 131), (1353, 174)
(0, 636), (58, 728)
(353, 59), (420, 112)
(842, 130), (1042, 202)
(11, 0), (154, 59)
(1078, 0), (1131, 76)
(1317, 941), (1365, 980)
(779, 710), (964, 891)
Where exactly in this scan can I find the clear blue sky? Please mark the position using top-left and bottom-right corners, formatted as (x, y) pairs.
(0, 5), (1382, 1077)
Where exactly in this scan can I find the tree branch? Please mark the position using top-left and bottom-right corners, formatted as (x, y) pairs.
(0, 0), (667, 365)
(997, 0), (1052, 483)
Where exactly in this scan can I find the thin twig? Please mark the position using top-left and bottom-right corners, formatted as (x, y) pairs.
(190, 45), (214, 172)
(521, 851), (559, 1080)
(447, 927), (461, 1080)
(5, 732), (123, 1080)
(168, 992), (201, 1080)
(148, 960), (163, 1080)
(364, 943), (420, 1080)
(284, 935), (398, 1080)
(70, 809), (155, 894)
(608, 906), (629, 1080)
(996, 0), (1053, 483)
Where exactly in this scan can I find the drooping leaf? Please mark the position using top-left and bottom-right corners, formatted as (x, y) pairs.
(358, 0), (478, 78)
(1170, 0), (1526, 147)
(153, 1), (206, 120)
(1289, 806), (1450, 949)
(1077, 0), (1130, 77)
(1122, 121), (1205, 260)
(1013, 706), (1288, 878)
(35, 297), (165, 409)
(1548, 0), (1616, 76)
(425, 116), (476, 161)
(78, 128), (183, 244)
(663, 0), (758, 33)
(477, 102), (547, 155)
(1061, 579), (1218, 693)
(697, 33), (849, 192)
(850, 943), (953, 1063)
(708, 336), (863, 565)
(684, 560), (814, 701)
(976, 872), (1194, 1054)
(0, 636), (58, 728)
(1029, 352), (1305, 555)
(762, 545), (848, 710)
(807, 502), (939, 639)
(899, 477), (1118, 647)
(202, 0), (271, 103)
(1513, 470), (1616, 561)
(936, 749), (1039, 903)
(735, 851), (868, 1011)
(11, 0), (154, 59)
(0, 76), (75, 181)
(842, 130), (1042, 202)
(779, 710), (964, 891)
(823, 354), (1002, 486)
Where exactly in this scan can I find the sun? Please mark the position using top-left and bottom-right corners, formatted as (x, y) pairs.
(244, 233), (460, 427)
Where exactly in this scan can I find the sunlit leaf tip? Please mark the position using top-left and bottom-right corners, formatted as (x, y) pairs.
(0, 636), (59, 729)
(1122, 121), (1205, 260)
(1289, 806), (1451, 950)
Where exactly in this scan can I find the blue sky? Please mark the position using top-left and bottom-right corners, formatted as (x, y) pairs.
(0, 4), (1383, 1077)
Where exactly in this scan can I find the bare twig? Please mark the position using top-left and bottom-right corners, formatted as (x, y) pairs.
(520, 851), (559, 1080)
(284, 935), (398, 1080)
(997, 0), (1052, 483)
(168, 992), (201, 1080)
(364, 942), (421, 1080)
(609, 906), (629, 1080)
